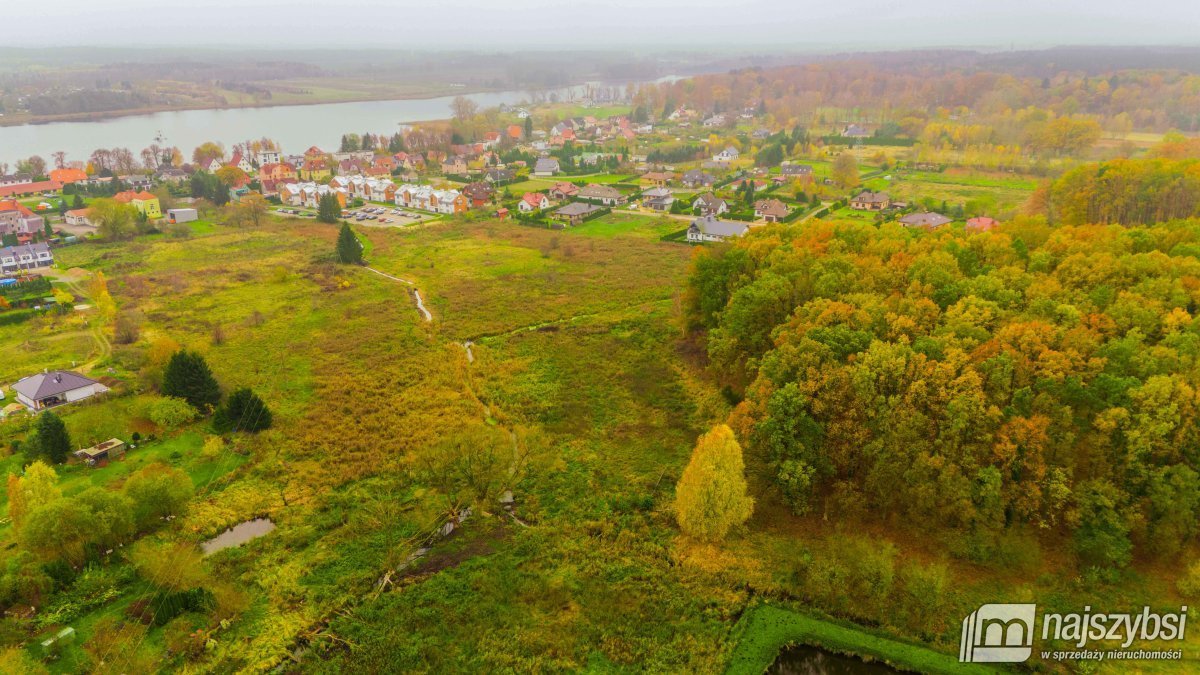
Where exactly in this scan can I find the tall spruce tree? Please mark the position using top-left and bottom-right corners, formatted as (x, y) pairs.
(317, 193), (341, 224)
(29, 411), (71, 465)
(213, 387), (273, 433)
(162, 350), (221, 412)
(336, 223), (362, 264)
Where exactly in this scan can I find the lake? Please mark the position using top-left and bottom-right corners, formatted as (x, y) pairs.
(0, 76), (680, 164)
(768, 645), (902, 674)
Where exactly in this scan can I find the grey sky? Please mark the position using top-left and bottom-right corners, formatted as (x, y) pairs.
(7, 0), (1200, 49)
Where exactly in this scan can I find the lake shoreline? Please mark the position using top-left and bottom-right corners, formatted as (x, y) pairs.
(0, 85), (507, 128)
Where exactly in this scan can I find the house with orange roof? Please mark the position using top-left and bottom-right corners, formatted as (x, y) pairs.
(49, 168), (88, 185)
(0, 200), (45, 238)
(113, 190), (162, 219)
(507, 124), (523, 140)
(65, 208), (94, 227)
(519, 192), (551, 212)
(0, 181), (62, 200)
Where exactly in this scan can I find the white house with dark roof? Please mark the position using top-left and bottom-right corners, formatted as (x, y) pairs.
(11, 370), (108, 410)
(687, 215), (749, 243)
(712, 146), (740, 162)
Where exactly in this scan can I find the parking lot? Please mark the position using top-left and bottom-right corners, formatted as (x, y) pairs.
(342, 206), (428, 227)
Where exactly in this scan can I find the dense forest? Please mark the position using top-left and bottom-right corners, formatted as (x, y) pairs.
(685, 203), (1200, 569)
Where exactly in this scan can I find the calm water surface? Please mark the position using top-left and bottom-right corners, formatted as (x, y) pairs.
(0, 76), (680, 163)
(768, 645), (902, 674)
(201, 517), (276, 555)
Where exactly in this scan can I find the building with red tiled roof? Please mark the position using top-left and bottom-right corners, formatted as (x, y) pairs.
(519, 192), (550, 212)
(0, 180), (62, 199)
(49, 168), (88, 184)
(966, 216), (999, 232)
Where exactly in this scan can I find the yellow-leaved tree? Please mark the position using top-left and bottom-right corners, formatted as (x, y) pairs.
(674, 424), (754, 541)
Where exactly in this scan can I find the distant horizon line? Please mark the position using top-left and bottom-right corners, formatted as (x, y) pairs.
(2, 42), (1200, 55)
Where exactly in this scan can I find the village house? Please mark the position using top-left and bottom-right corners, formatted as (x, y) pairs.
(0, 242), (54, 275)
(899, 211), (953, 229)
(394, 185), (468, 214)
(11, 370), (108, 411)
(441, 156), (469, 175)
(641, 187), (675, 212)
(282, 182), (347, 209)
(207, 158), (224, 173)
(682, 170), (715, 189)
(48, 168), (88, 185)
(227, 152), (254, 174)
(0, 174), (33, 187)
(640, 171), (674, 188)
(850, 190), (891, 211)
(519, 192), (552, 212)
(255, 150), (282, 167)
(533, 158), (561, 177)
(0, 181), (62, 200)
(0, 200), (44, 239)
(754, 199), (790, 223)
(692, 193), (728, 216)
(687, 215), (749, 243)
(485, 168), (514, 184)
(113, 190), (162, 219)
(462, 182), (495, 207)
(552, 202), (603, 226)
(258, 163), (297, 196)
(338, 158), (369, 176)
(548, 182), (580, 200)
(712, 146), (740, 162)
(842, 124), (871, 138)
(155, 168), (189, 184)
(751, 128), (772, 140)
(64, 208), (94, 227)
(702, 114), (726, 128)
(300, 158), (332, 181)
(578, 184), (626, 206)
(780, 163), (814, 180)
(965, 216), (999, 232)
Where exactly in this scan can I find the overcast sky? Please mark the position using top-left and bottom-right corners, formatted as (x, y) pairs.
(7, 0), (1200, 50)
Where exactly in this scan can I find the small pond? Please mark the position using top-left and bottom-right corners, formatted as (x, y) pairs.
(768, 645), (902, 674)
(201, 518), (276, 555)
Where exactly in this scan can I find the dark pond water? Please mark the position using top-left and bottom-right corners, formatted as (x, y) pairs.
(201, 517), (276, 555)
(768, 645), (902, 674)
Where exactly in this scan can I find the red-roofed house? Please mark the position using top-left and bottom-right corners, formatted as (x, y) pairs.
(519, 192), (551, 212)
(0, 200), (44, 237)
(65, 208), (94, 227)
(113, 190), (162, 219)
(0, 180), (62, 199)
(49, 168), (89, 185)
(548, 182), (579, 200)
(507, 124), (523, 140)
(966, 216), (999, 232)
